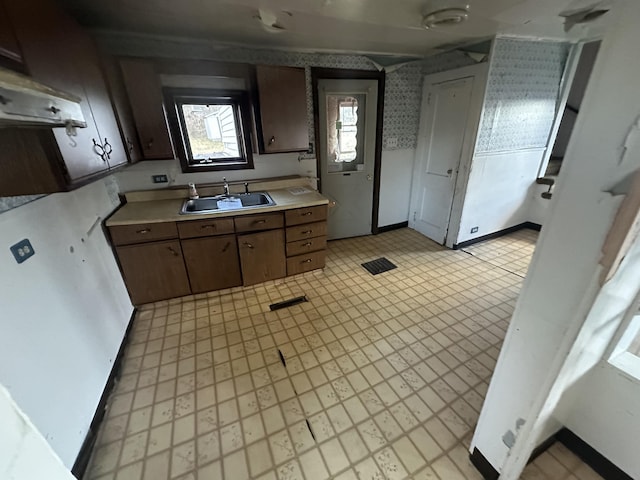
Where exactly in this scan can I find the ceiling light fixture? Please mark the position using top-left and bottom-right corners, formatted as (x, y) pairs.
(422, 1), (470, 29)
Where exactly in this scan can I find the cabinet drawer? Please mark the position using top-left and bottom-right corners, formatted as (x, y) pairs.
(286, 236), (327, 257)
(110, 222), (178, 246)
(287, 250), (326, 276)
(178, 218), (235, 239)
(286, 221), (327, 242)
(285, 205), (328, 226)
(234, 212), (284, 233)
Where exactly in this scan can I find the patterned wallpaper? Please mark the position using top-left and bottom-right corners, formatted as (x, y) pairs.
(98, 32), (476, 151)
(476, 38), (570, 153)
(0, 195), (45, 214)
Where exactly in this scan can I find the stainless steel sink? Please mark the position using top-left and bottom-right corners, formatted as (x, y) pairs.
(180, 192), (276, 214)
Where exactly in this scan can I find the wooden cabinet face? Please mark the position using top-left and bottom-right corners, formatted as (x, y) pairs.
(182, 235), (242, 293)
(119, 58), (174, 160)
(110, 222), (179, 246)
(256, 65), (308, 153)
(116, 240), (191, 305)
(4, 0), (125, 182)
(234, 212), (284, 233)
(286, 250), (326, 276)
(0, 1), (22, 64)
(237, 229), (286, 286)
(286, 221), (328, 242)
(285, 205), (328, 226)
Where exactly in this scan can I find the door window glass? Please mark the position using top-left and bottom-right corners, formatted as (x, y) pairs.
(326, 94), (366, 173)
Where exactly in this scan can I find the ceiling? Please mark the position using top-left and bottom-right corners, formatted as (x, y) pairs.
(58, 0), (611, 56)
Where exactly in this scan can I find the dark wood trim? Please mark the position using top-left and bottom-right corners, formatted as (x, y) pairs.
(453, 222), (542, 249)
(162, 87), (255, 173)
(470, 448), (499, 480)
(556, 428), (633, 480)
(377, 221), (409, 233)
(71, 308), (137, 479)
(310, 67), (385, 236)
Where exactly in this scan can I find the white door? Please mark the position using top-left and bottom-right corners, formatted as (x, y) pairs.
(318, 79), (378, 240)
(412, 76), (474, 244)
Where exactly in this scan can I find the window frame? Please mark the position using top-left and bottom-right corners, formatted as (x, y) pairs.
(163, 88), (255, 172)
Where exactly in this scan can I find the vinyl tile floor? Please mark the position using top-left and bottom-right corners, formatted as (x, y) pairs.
(461, 228), (540, 278)
(85, 228), (602, 480)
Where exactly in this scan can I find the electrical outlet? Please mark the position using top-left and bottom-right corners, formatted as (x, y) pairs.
(10, 239), (35, 264)
(152, 174), (169, 183)
(471, 227), (479, 234)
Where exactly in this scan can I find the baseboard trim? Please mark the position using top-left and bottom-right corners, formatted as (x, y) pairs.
(470, 448), (499, 480)
(377, 221), (409, 233)
(453, 221), (542, 249)
(71, 308), (137, 479)
(556, 428), (633, 480)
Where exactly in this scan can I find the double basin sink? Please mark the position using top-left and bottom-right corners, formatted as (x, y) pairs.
(180, 192), (276, 215)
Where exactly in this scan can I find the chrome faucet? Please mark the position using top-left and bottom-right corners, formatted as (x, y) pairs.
(223, 177), (230, 196)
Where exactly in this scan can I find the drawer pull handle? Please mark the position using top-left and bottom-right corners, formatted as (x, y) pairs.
(201, 224), (217, 229)
(302, 259), (312, 264)
(303, 242), (313, 247)
(269, 136), (276, 145)
(302, 212), (313, 216)
(136, 228), (150, 234)
(243, 242), (254, 249)
(253, 220), (266, 225)
(167, 247), (179, 257)
(302, 230), (312, 234)
(222, 242), (231, 253)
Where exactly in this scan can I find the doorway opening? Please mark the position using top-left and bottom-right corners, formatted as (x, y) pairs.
(311, 68), (385, 239)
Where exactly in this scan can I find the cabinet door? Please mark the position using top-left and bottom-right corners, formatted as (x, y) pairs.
(182, 235), (242, 293)
(0, 1), (22, 65)
(238, 229), (286, 286)
(6, 0), (107, 181)
(256, 65), (308, 153)
(102, 54), (143, 163)
(116, 240), (191, 305)
(120, 58), (174, 160)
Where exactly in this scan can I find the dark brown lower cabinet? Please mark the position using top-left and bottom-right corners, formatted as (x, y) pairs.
(116, 240), (191, 304)
(237, 229), (286, 286)
(182, 234), (242, 294)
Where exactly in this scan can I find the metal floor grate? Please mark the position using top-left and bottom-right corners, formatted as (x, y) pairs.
(361, 257), (397, 275)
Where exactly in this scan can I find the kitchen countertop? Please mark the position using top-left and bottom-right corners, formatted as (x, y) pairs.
(106, 187), (329, 227)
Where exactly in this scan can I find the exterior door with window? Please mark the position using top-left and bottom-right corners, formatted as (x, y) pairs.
(318, 79), (378, 240)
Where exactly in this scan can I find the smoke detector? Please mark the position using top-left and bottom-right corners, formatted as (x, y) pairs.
(422, 0), (470, 29)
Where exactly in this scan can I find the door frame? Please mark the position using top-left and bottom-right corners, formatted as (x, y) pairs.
(409, 63), (488, 247)
(311, 68), (385, 235)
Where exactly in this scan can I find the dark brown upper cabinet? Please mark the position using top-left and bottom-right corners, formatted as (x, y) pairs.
(101, 54), (143, 164)
(119, 58), (175, 160)
(255, 65), (309, 154)
(0, 1), (22, 67)
(2, 0), (128, 193)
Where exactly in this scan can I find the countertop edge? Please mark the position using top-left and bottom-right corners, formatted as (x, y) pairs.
(106, 192), (329, 227)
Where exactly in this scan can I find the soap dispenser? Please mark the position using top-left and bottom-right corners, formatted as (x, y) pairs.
(188, 182), (199, 199)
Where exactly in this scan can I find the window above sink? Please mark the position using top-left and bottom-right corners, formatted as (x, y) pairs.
(164, 88), (255, 172)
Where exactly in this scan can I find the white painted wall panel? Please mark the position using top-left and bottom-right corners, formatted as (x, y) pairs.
(0, 384), (75, 480)
(378, 149), (414, 227)
(456, 149), (545, 244)
(0, 178), (133, 467)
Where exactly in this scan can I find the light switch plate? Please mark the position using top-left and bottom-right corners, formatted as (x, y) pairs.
(10, 239), (35, 264)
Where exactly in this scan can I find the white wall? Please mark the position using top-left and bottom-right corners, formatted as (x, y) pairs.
(456, 149), (545, 244)
(563, 358), (640, 477)
(470, 2), (640, 476)
(115, 153), (316, 192)
(0, 178), (133, 467)
(527, 184), (553, 226)
(0, 383), (75, 480)
(378, 148), (414, 227)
